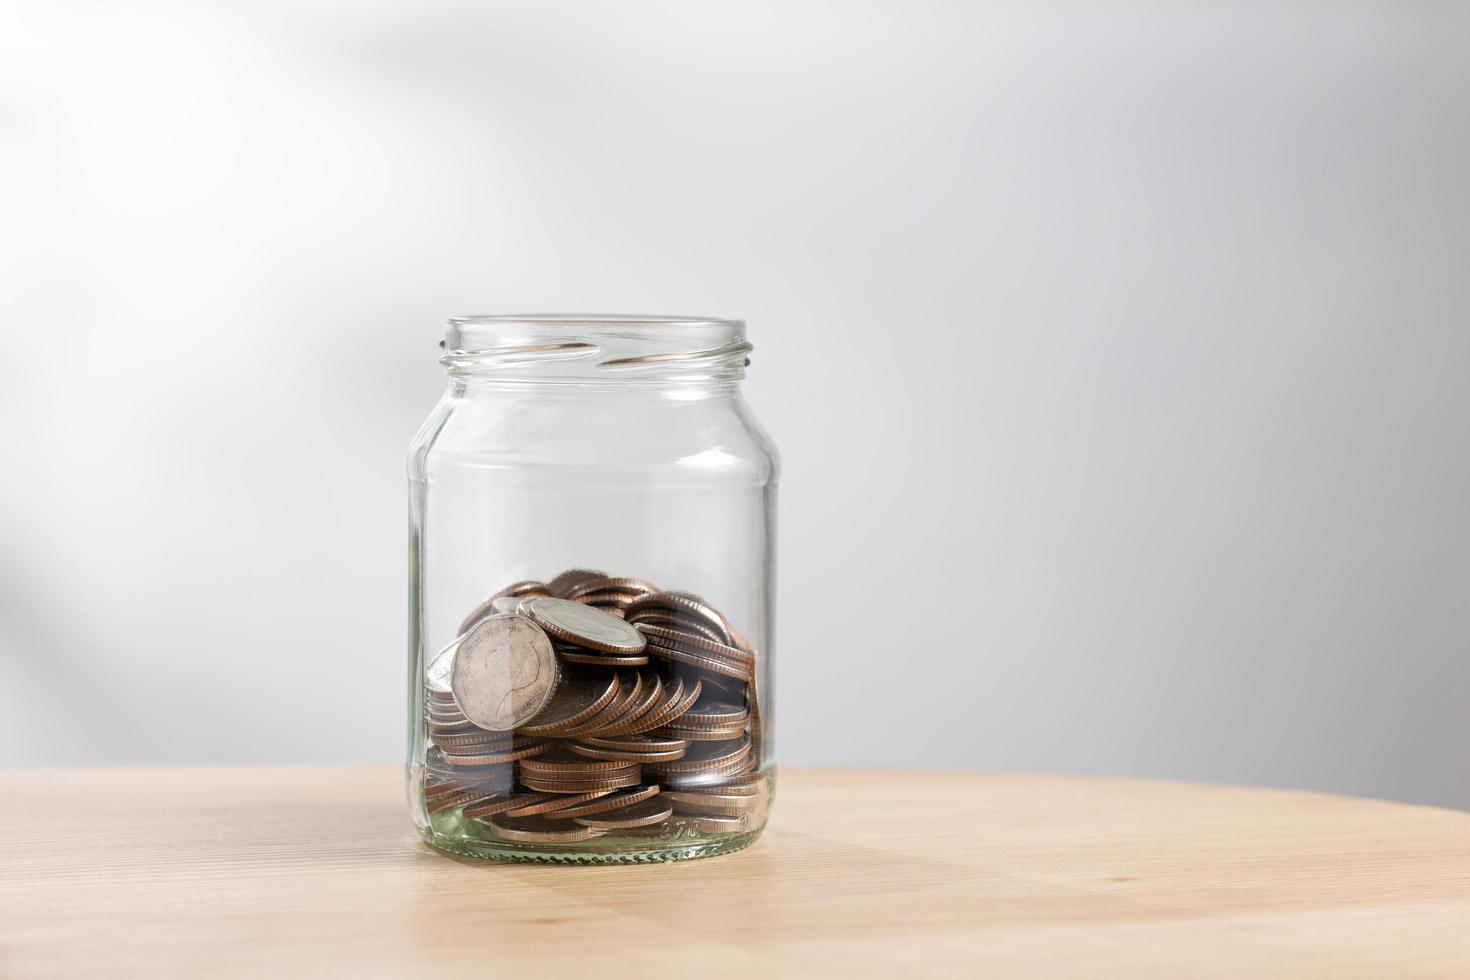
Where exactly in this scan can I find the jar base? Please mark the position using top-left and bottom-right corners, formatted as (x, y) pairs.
(419, 826), (763, 864)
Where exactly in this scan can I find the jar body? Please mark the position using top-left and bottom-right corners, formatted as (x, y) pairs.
(407, 317), (777, 863)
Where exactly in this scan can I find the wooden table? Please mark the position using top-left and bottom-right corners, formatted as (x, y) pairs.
(3, 767), (1468, 978)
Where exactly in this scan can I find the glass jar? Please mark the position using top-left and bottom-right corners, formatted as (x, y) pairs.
(406, 315), (779, 863)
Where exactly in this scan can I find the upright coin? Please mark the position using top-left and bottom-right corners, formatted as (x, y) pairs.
(526, 597), (647, 654)
(547, 568), (610, 598)
(450, 615), (559, 731)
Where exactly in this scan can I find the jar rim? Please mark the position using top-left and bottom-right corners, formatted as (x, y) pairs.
(442, 313), (752, 384)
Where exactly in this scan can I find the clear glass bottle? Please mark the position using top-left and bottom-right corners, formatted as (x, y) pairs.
(406, 315), (778, 863)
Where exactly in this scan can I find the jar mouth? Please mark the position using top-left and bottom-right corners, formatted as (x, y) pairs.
(442, 313), (752, 384)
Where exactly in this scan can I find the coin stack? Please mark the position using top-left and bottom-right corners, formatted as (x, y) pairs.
(420, 570), (765, 843)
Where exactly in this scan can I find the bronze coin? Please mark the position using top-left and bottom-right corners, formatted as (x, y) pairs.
(516, 673), (621, 736)
(633, 624), (754, 665)
(557, 648), (650, 667)
(539, 785), (660, 819)
(564, 576), (659, 601)
(502, 789), (613, 818)
(487, 813), (602, 843)
(546, 568), (610, 598)
(626, 611), (728, 646)
(644, 642), (752, 683)
(654, 724), (747, 742)
(626, 676), (702, 734)
(572, 797), (674, 830)
(463, 793), (554, 819)
(578, 733), (690, 754)
(426, 788), (495, 814)
(517, 747), (642, 775)
(590, 672), (666, 736)
(518, 769), (643, 794)
(559, 671), (644, 737)
(437, 740), (551, 767)
(567, 741), (688, 763)
(675, 700), (750, 728)
(665, 791), (760, 815)
(625, 592), (733, 644)
(646, 735), (750, 775)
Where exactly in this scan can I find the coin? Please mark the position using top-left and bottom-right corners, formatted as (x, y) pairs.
(664, 791), (760, 815)
(626, 610), (728, 646)
(673, 700), (749, 728)
(518, 769), (643, 794)
(425, 636), (463, 695)
(502, 789), (613, 818)
(517, 673), (621, 736)
(526, 597), (647, 654)
(565, 576), (659, 601)
(654, 723), (748, 742)
(546, 568), (610, 598)
(633, 624), (754, 665)
(592, 673), (666, 736)
(463, 794), (554, 819)
(625, 676), (702, 734)
(438, 740), (551, 767)
(578, 733), (689, 754)
(646, 735), (750, 775)
(625, 592), (732, 644)
(432, 728), (515, 748)
(567, 740), (688, 763)
(556, 648), (649, 667)
(572, 797), (674, 829)
(537, 785), (661, 819)
(450, 615), (560, 731)
(643, 642), (752, 682)
(426, 788), (496, 814)
(517, 747), (642, 775)
(487, 813), (602, 843)
(490, 595), (531, 616)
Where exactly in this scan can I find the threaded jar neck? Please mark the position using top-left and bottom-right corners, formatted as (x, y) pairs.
(442, 314), (752, 387)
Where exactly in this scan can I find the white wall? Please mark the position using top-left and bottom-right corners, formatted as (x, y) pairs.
(3, 1), (1468, 808)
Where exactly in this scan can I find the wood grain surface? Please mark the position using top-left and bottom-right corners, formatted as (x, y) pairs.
(2, 766), (1468, 978)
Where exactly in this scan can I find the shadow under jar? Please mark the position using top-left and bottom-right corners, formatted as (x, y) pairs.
(407, 315), (779, 863)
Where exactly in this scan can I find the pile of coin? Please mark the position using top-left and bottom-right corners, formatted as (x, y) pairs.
(420, 570), (765, 844)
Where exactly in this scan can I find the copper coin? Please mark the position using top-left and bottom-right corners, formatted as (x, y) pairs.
(626, 611), (727, 646)
(644, 642), (752, 682)
(625, 593), (732, 644)
(526, 597), (647, 654)
(626, 677), (702, 734)
(463, 793), (554, 819)
(647, 735), (750, 775)
(590, 672), (666, 736)
(560, 671), (644, 737)
(664, 791), (760, 815)
(572, 797), (674, 830)
(539, 785), (660, 819)
(426, 788), (495, 814)
(654, 724), (747, 742)
(546, 568), (611, 598)
(564, 576), (659, 601)
(437, 740), (551, 767)
(487, 813), (601, 843)
(517, 747), (642, 775)
(518, 769), (642, 794)
(450, 615), (560, 731)
(578, 733), (689, 754)
(516, 673), (620, 736)
(633, 624), (754, 665)
(502, 789), (613, 818)
(557, 648), (650, 667)
(567, 741), (688, 763)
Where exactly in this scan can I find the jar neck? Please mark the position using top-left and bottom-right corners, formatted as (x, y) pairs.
(441, 315), (751, 390)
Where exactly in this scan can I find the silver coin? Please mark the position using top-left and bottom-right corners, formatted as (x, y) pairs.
(450, 615), (559, 731)
(425, 635), (464, 695)
(526, 597), (647, 654)
(490, 595), (531, 616)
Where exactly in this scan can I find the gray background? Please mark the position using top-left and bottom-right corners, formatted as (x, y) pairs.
(3, 2), (1468, 808)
